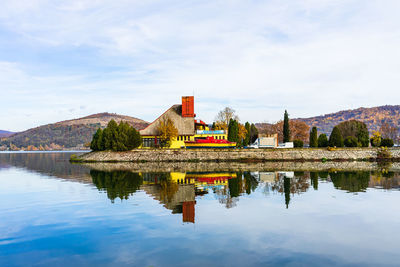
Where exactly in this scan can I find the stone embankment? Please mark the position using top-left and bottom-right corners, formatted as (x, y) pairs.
(78, 147), (400, 163)
(82, 161), (400, 173)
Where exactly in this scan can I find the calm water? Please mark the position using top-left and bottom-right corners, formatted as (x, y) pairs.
(1, 153), (400, 266)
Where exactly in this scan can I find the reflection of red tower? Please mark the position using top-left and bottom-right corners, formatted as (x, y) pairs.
(182, 201), (196, 223)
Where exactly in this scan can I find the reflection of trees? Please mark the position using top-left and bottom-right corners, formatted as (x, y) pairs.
(90, 170), (143, 202)
(370, 171), (400, 190)
(158, 174), (179, 204)
(214, 172), (258, 209)
(329, 171), (370, 193)
(271, 172), (310, 208)
(0, 152), (90, 181)
(310, 172), (318, 190)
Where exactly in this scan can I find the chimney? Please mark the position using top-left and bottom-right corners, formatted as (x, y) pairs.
(182, 96), (195, 117)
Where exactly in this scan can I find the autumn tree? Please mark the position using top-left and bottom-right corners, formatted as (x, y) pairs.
(283, 110), (290, 142)
(260, 120), (309, 144)
(329, 126), (343, 147)
(380, 122), (398, 143)
(370, 131), (381, 147)
(244, 122), (251, 146)
(238, 123), (248, 147)
(309, 127), (318, 147)
(157, 117), (178, 148)
(215, 107), (239, 129)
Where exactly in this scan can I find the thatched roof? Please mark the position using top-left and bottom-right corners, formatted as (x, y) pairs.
(139, 105), (195, 136)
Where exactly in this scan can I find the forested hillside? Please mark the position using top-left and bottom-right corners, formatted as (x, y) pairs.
(0, 113), (148, 150)
(296, 105), (400, 135)
(0, 130), (14, 138)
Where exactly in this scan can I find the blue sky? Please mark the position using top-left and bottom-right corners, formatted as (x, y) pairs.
(1, 0), (400, 132)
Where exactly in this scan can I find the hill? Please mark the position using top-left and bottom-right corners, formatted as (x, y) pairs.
(0, 113), (149, 150)
(0, 130), (14, 138)
(296, 105), (400, 136)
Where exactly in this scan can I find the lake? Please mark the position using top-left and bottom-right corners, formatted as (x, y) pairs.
(1, 152), (400, 266)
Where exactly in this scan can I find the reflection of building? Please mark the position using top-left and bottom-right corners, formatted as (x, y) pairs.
(141, 172), (236, 223)
(139, 96), (228, 148)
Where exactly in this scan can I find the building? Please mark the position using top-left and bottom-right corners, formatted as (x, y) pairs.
(139, 96), (228, 148)
(249, 134), (279, 148)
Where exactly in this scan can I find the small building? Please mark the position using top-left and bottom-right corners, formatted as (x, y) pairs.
(139, 96), (228, 148)
(249, 134), (279, 148)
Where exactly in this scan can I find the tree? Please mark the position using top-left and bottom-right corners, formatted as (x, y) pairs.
(157, 117), (178, 148)
(90, 128), (102, 151)
(380, 138), (394, 147)
(244, 122), (251, 146)
(344, 136), (358, 147)
(127, 126), (142, 149)
(107, 119), (119, 151)
(96, 129), (104, 151)
(309, 127), (318, 147)
(260, 120), (308, 144)
(329, 126), (343, 147)
(337, 120), (369, 147)
(283, 110), (290, 142)
(228, 119), (239, 144)
(318, 134), (328, 147)
(215, 107), (239, 129)
(238, 123), (247, 147)
(250, 123), (259, 144)
(370, 131), (381, 147)
(380, 122), (398, 143)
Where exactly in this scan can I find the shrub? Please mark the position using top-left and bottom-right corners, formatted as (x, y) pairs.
(380, 138), (394, 147)
(318, 134), (329, 147)
(329, 126), (343, 147)
(293, 139), (304, 148)
(344, 136), (358, 147)
(370, 131), (381, 147)
(377, 147), (392, 160)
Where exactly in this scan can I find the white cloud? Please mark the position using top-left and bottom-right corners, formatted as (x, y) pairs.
(0, 0), (400, 131)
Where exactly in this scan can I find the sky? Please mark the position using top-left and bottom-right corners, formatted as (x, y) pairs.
(1, 0), (400, 132)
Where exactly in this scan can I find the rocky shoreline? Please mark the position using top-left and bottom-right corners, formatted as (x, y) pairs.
(76, 147), (400, 163)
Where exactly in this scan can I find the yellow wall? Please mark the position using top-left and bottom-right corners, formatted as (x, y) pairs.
(141, 133), (228, 149)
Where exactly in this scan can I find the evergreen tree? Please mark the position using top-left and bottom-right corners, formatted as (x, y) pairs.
(244, 122), (251, 146)
(107, 119), (119, 151)
(283, 110), (290, 142)
(309, 127), (318, 147)
(250, 123), (259, 143)
(116, 121), (129, 151)
(102, 127), (111, 150)
(127, 127), (142, 149)
(318, 134), (328, 147)
(96, 129), (104, 151)
(329, 126), (344, 147)
(90, 128), (102, 151)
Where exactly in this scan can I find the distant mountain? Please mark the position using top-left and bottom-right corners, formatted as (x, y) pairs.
(296, 105), (400, 135)
(0, 113), (149, 150)
(0, 130), (15, 138)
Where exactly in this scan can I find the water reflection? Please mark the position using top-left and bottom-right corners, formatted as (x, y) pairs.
(90, 169), (400, 222)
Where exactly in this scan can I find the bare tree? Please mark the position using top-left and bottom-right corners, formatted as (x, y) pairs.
(215, 107), (239, 128)
(380, 122), (399, 142)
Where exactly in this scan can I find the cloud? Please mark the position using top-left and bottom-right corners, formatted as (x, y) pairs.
(0, 0), (400, 131)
